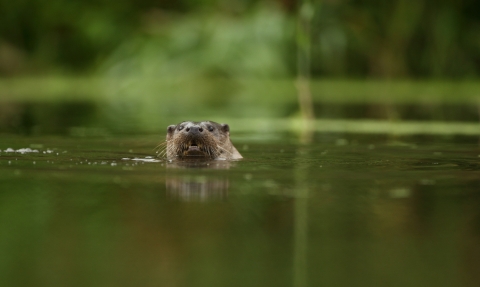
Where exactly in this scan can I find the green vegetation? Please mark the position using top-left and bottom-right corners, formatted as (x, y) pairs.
(1, 0), (480, 78)
(2, 77), (480, 103)
(1, 0), (479, 135)
(1, 77), (479, 135)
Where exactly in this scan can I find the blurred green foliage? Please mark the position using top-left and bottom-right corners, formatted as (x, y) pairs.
(1, 0), (479, 78)
(1, 78), (479, 135)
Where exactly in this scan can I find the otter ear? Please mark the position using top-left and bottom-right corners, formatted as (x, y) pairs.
(167, 125), (176, 135)
(221, 123), (230, 133)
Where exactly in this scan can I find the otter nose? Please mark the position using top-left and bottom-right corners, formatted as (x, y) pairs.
(185, 125), (203, 134)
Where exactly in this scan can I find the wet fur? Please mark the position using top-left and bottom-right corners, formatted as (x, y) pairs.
(156, 121), (242, 160)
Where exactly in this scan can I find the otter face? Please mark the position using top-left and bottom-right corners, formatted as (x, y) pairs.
(165, 121), (241, 160)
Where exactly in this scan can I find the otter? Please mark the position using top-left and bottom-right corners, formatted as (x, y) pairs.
(158, 121), (243, 160)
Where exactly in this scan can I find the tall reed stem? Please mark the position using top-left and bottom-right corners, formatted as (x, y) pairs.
(296, 0), (315, 123)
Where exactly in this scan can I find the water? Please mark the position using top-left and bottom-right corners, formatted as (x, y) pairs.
(0, 132), (479, 287)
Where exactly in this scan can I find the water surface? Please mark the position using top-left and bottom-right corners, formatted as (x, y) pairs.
(0, 132), (479, 287)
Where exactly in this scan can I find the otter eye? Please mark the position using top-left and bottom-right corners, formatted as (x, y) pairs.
(178, 126), (184, 131)
(208, 126), (214, 132)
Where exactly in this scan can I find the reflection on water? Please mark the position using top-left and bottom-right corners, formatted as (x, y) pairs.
(0, 133), (479, 287)
(166, 176), (229, 201)
(165, 159), (233, 201)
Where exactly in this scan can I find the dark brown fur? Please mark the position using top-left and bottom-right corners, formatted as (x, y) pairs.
(158, 121), (242, 160)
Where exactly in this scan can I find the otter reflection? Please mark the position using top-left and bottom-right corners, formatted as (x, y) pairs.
(165, 158), (234, 201)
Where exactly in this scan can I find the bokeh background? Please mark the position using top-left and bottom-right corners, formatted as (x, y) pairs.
(1, 0), (480, 134)
(2, 0), (480, 78)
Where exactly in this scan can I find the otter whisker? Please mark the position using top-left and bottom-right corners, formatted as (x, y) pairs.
(206, 147), (213, 158)
(158, 147), (169, 158)
(156, 144), (168, 151)
(216, 144), (234, 156)
(161, 142), (179, 159)
(154, 140), (170, 151)
(157, 140), (174, 153)
(155, 140), (172, 148)
(158, 149), (169, 159)
(208, 146), (220, 159)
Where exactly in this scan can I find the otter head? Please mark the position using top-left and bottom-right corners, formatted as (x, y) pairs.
(165, 121), (242, 160)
